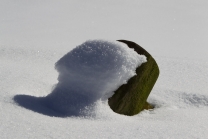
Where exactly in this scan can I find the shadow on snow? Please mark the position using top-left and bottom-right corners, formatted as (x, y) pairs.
(13, 95), (67, 117)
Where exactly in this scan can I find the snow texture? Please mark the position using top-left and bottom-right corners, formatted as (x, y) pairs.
(1, 0), (208, 139)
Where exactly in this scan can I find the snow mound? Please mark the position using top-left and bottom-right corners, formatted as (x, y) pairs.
(45, 40), (146, 116)
(14, 40), (146, 117)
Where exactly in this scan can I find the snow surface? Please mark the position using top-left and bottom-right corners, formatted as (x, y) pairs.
(1, 0), (208, 139)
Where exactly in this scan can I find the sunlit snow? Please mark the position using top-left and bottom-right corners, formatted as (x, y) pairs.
(13, 40), (146, 117)
(1, 0), (208, 139)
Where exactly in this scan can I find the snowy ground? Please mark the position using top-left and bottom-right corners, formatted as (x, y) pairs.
(1, 1), (208, 139)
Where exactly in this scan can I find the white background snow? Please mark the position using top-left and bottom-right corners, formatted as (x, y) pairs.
(1, 0), (208, 138)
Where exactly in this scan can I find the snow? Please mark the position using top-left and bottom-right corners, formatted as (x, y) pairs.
(13, 40), (146, 117)
(46, 40), (146, 116)
(1, 0), (208, 139)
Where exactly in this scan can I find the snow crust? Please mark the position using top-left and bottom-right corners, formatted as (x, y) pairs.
(45, 40), (146, 116)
